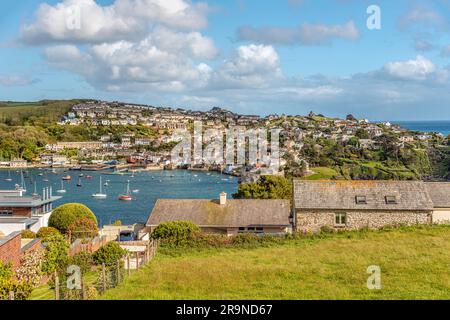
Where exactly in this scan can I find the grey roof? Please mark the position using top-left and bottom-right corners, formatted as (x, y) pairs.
(294, 180), (434, 211)
(425, 183), (450, 208)
(0, 217), (39, 226)
(0, 195), (61, 207)
(147, 199), (291, 227)
(0, 231), (20, 246)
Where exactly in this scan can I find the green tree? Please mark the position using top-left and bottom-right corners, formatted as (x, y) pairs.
(233, 176), (293, 200)
(41, 233), (70, 274)
(93, 242), (126, 266)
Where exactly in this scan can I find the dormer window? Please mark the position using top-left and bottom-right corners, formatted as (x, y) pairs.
(385, 196), (397, 204)
(355, 196), (367, 204)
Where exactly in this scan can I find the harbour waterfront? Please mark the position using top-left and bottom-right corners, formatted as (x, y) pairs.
(0, 169), (238, 226)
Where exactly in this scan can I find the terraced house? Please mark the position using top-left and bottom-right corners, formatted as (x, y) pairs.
(293, 180), (435, 233)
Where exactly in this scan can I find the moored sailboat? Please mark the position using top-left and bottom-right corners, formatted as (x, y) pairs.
(57, 180), (66, 194)
(92, 176), (107, 199)
(118, 180), (133, 201)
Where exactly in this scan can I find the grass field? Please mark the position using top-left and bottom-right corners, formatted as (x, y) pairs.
(101, 226), (450, 300)
(0, 100), (80, 126)
(303, 167), (340, 180)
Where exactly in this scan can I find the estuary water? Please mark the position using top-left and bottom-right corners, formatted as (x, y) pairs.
(394, 121), (450, 136)
(0, 169), (238, 226)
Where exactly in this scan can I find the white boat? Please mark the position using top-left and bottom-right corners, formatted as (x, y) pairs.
(92, 176), (107, 199)
(132, 189), (140, 194)
(57, 180), (66, 194)
(5, 171), (12, 182)
(15, 171), (27, 193)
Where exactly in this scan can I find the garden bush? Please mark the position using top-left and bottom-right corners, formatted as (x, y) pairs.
(36, 227), (60, 240)
(41, 233), (70, 274)
(21, 230), (36, 239)
(49, 203), (97, 234)
(151, 221), (200, 242)
(67, 217), (99, 240)
(69, 251), (93, 275)
(93, 242), (127, 266)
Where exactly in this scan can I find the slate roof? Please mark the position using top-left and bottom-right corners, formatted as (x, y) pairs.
(147, 199), (291, 227)
(424, 182), (450, 208)
(294, 180), (434, 211)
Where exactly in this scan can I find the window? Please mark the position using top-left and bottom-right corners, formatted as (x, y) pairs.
(355, 196), (367, 204)
(335, 213), (347, 226)
(385, 196), (397, 204)
(0, 210), (13, 216)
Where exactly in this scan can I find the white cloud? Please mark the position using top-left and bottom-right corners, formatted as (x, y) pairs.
(212, 44), (283, 89)
(0, 75), (37, 86)
(399, 7), (448, 31)
(44, 37), (214, 92)
(29, 0), (217, 92)
(236, 20), (360, 46)
(21, 0), (209, 45)
(384, 55), (436, 81)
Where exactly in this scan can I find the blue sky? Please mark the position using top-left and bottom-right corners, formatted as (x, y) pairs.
(1, 0), (450, 120)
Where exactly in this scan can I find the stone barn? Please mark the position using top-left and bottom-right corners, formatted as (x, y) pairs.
(425, 182), (450, 224)
(294, 180), (433, 233)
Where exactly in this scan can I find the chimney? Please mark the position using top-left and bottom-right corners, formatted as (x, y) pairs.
(220, 192), (227, 206)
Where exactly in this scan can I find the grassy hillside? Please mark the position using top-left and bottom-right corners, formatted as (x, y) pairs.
(101, 225), (450, 300)
(0, 100), (81, 126)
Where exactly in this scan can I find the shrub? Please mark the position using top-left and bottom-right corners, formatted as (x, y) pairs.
(16, 250), (44, 287)
(93, 242), (127, 266)
(0, 262), (13, 281)
(67, 217), (99, 240)
(21, 230), (36, 239)
(0, 278), (33, 300)
(69, 251), (93, 275)
(41, 233), (70, 274)
(151, 221), (200, 241)
(36, 227), (60, 240)
(49, 203), (97, 234)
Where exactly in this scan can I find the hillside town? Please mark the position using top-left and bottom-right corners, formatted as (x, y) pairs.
(0, 101), (446, 182)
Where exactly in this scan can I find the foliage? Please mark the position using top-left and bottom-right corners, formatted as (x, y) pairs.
(92, 242), (127, 266)
(67, 217), (99, 240)
(36, 227), (61, 240)
(151, 221), (200, 243)
(0, 278), (33, 300)
(233, 175), (293, 200)
(49, 203), (97, 234)
(21, 230), (37, 239)
(69, 251), (94, 275)
(0, 261), (34, 300)
(16, 250), (44, 287)
(112, 220), (122, 226)
(41, 233), (70, 274)
(0, 262), (13, 281)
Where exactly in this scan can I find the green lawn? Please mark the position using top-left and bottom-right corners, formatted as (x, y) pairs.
(100, 226), (450, 300)
(303, 167), (340, 180)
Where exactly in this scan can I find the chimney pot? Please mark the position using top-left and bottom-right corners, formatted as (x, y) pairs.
(220, 192), (227, 206)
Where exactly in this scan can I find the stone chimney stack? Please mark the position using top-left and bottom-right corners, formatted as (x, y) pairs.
(220, 192), (227, 206)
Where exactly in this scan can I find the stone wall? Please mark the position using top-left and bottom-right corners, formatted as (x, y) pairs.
(295, 210), (432, 233)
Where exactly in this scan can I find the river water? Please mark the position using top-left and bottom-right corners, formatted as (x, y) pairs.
(0, 169), (238, 226)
